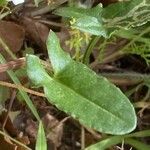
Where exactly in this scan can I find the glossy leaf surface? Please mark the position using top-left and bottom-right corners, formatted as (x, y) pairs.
(27, 31), (137, 135)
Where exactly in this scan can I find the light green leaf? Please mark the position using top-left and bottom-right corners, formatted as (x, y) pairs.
(0, 53), (40, 121)
(36, 121), (47, 150)
(27, 31), (137, 135)
(54, 4), (103, 21)
(85, 130), (150, 150)
(54, 4), (107, 37)
(0, 86), (9, 105)
(54, 0), (150, 36)
(102, 0), (142, 19)
(102, 0), (150, 28)
(73, 16), (107, 37)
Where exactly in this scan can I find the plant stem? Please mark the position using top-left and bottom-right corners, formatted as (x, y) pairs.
(101, 72), (150, 84)
(0, 54), (40, 121)
(31, 0), (68, 17)
(121, 26), (150, 52)
(0, 80), (45, 97)
(0, 37), (16, 59)
(125, 138), (150, 150)
(85, 130), (150, 150)
(101, 26), (150, 64)
(83, 36), (99, 65)
(0, 130), (31, 150)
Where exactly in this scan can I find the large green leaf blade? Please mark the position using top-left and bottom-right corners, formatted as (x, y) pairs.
(27, 31), (137, 135)
(27, 55), (136, 135)
(47, 31), (136, 134)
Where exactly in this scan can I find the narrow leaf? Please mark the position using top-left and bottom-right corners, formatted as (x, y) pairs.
(0, 53), (40, 121)
(85, 130), (150, 150)
(36, 121), (47, 150)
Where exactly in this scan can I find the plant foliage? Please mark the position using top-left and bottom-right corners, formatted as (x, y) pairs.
(26, 31), (137, 135)
(54, 0), (150, 37)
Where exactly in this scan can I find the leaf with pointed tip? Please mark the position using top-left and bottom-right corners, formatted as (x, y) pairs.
(27, 31), (137, 135)
(36, 121), (47, 150)
(54, 0), (150, 36)
(54, 4), (107, 37)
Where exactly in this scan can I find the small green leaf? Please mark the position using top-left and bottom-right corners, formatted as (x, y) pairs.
(27, 31), (137, 135)
(73, 16), (107, 37)
(54, 4), (107, 37)
(36, 121), (47, 150)
(54, 4), (102, 20)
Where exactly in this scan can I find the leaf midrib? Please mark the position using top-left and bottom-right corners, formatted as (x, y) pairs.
(47, 76), (127, 124)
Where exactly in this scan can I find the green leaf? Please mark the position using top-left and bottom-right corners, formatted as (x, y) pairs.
(85, 130), (150, 150)
(36, 121), (47, 150)
(54, 0), (150, 36)
(0, 53), (40, 121)
(102, 0), (142, 19)
(54, 4), (107, 37)
(0, 86), (9, 105)
(102, 0), (150, 28)
(54, 4), (102, 21)
(27, 31), (137, 135)
(73, 16), (107, 37)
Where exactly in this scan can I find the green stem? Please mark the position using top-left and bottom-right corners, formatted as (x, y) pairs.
(125, 138), (150, 150)
(0, 54), (40, 121)
(83, 36), (99, 65)
(101, 26), (150, 64)
(101, 72), (150, 83)
(121, 26), (150, 52)
(0, 36), (16, 59)
(85, 130), (150, 150)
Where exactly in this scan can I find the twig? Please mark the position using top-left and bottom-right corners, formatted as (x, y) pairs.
(0, 57), (25, 73)
(0, 130), (31, 150)
(100, 72), (150, 86)
(81, 126), (85, 149)
(2, 90), (17, 131)
(31, 0), (68, 17)
(50, 116), (70, 129)
(39, 20), (66, 28)
(0, 81), (45, 98)
(0, 57), (51, 73)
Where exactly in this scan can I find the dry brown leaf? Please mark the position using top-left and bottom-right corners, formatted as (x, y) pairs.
(42, 113), (63, 148)
(0, 20), (25, 57)
(21, 17), (49, 52)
